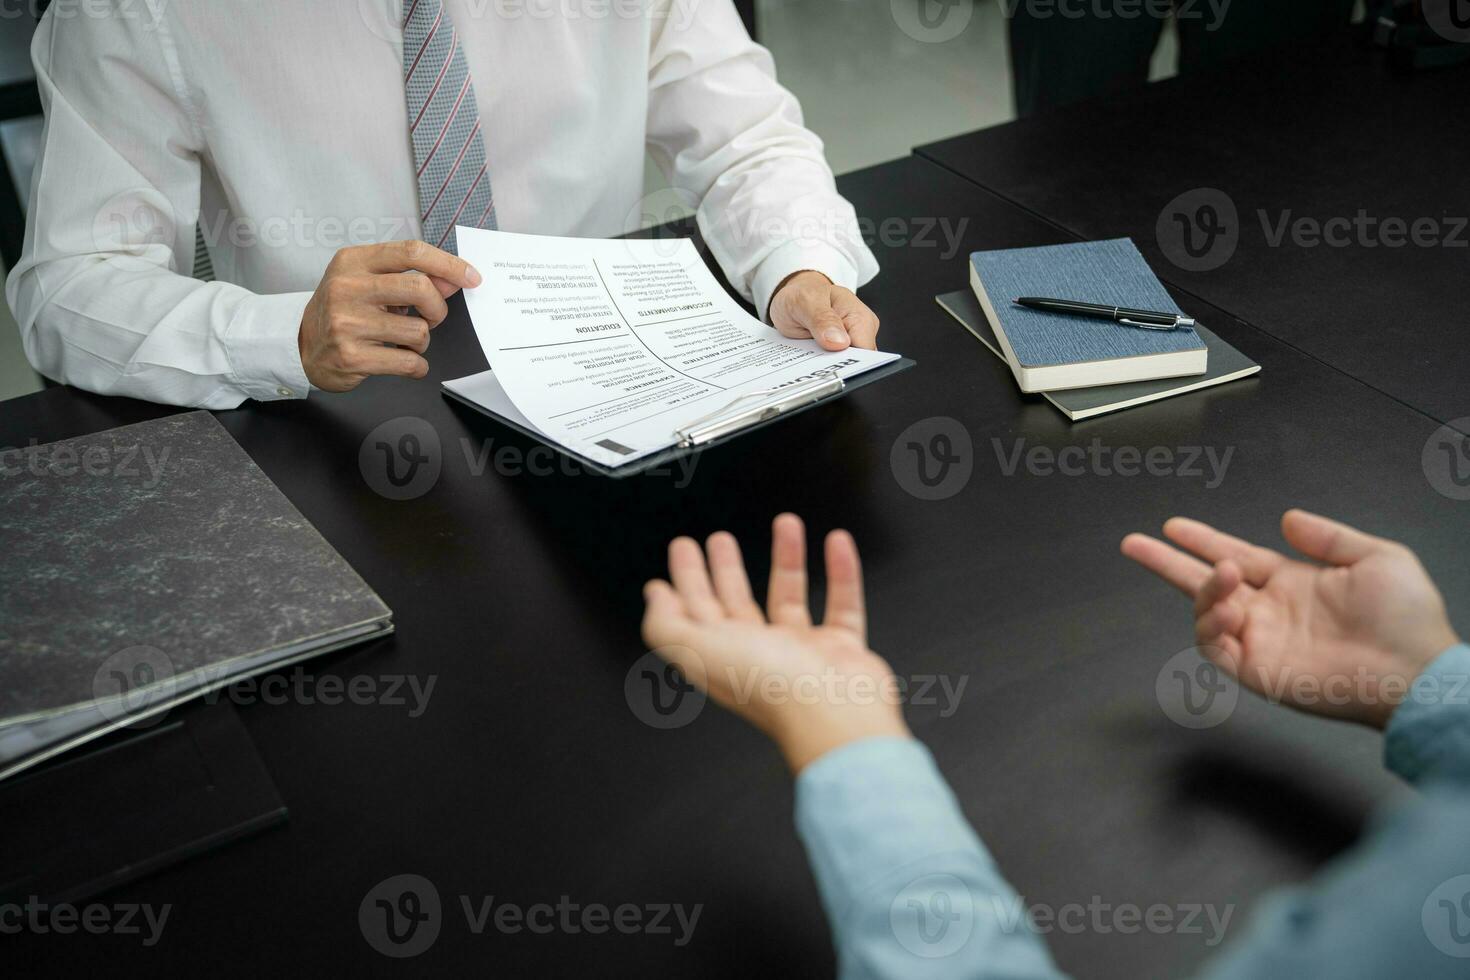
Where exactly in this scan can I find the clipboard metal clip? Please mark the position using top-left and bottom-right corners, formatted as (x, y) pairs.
(674, 368), (846, 449)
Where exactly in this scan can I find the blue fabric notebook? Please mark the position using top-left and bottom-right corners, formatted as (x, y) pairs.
(969, 239), (1208, 392)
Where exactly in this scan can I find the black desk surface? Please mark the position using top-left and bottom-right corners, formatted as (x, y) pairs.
(7, 155), (1468, 978)
(919, 32), (1470, 428)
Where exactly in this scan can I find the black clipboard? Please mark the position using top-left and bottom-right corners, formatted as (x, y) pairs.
(442, 357), (915, 478)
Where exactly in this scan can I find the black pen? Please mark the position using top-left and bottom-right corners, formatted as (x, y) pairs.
(1013, 296), (1195, 332)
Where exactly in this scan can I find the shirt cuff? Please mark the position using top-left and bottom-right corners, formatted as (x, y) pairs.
(795, 736), (991, 923)
(750, 239), (860, 324)
(222, 291), (314, 402)
(1384, 643), (1470, 787)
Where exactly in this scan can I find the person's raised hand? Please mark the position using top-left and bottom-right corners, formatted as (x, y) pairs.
(768, 271), (880, 352)
(1122, 509), (1461, 728)
(641, 514), (911, 772)
(298, 240), (481, 392)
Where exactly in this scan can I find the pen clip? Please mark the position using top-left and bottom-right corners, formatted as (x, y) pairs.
(1118, 316), (1187, 332)
(674, 368), (845, 448)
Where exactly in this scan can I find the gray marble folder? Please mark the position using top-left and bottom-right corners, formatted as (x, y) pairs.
(0, 411), (392, 777)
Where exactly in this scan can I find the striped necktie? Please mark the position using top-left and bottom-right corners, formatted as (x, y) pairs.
(403, 0), (498, 256)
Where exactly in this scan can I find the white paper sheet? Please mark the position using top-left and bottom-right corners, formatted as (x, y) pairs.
(455, 228), (899, 468)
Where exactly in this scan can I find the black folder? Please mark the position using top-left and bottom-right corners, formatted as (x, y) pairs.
(441, 357), (916, 478)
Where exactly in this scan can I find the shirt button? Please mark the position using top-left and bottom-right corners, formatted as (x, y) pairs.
(276, 387), (294, 398)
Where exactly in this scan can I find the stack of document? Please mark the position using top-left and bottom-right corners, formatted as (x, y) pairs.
(445, 230), (911, 476)
(938, 238), (1259, 420)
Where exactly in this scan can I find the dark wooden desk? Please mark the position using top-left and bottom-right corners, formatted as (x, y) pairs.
(919, 32), (1470, 428)
(5, 156), (1467, 978)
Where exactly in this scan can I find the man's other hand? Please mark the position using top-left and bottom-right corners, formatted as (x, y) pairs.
(769, 271), (880, 352)
(298, 240), (482, 392)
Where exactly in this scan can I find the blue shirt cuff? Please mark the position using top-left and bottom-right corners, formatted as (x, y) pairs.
(795, 737), (992, 923)
(1384, 643), (1470, 787)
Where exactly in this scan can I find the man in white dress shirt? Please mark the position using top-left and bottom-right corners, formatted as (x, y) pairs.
(7, 0), (881, 409)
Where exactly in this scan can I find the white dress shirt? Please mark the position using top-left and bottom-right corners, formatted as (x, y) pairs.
(8, 0), (878, 409)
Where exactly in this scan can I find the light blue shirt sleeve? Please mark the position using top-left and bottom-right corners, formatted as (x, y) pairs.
(1384, 642), (1470, 788)
(794, 736), (1069, 980)
(793, 646), (1470, 980)
(1196, 643), (1470, 980)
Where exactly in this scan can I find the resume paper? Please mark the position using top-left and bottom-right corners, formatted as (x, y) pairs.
(452, 228), (899, 468)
